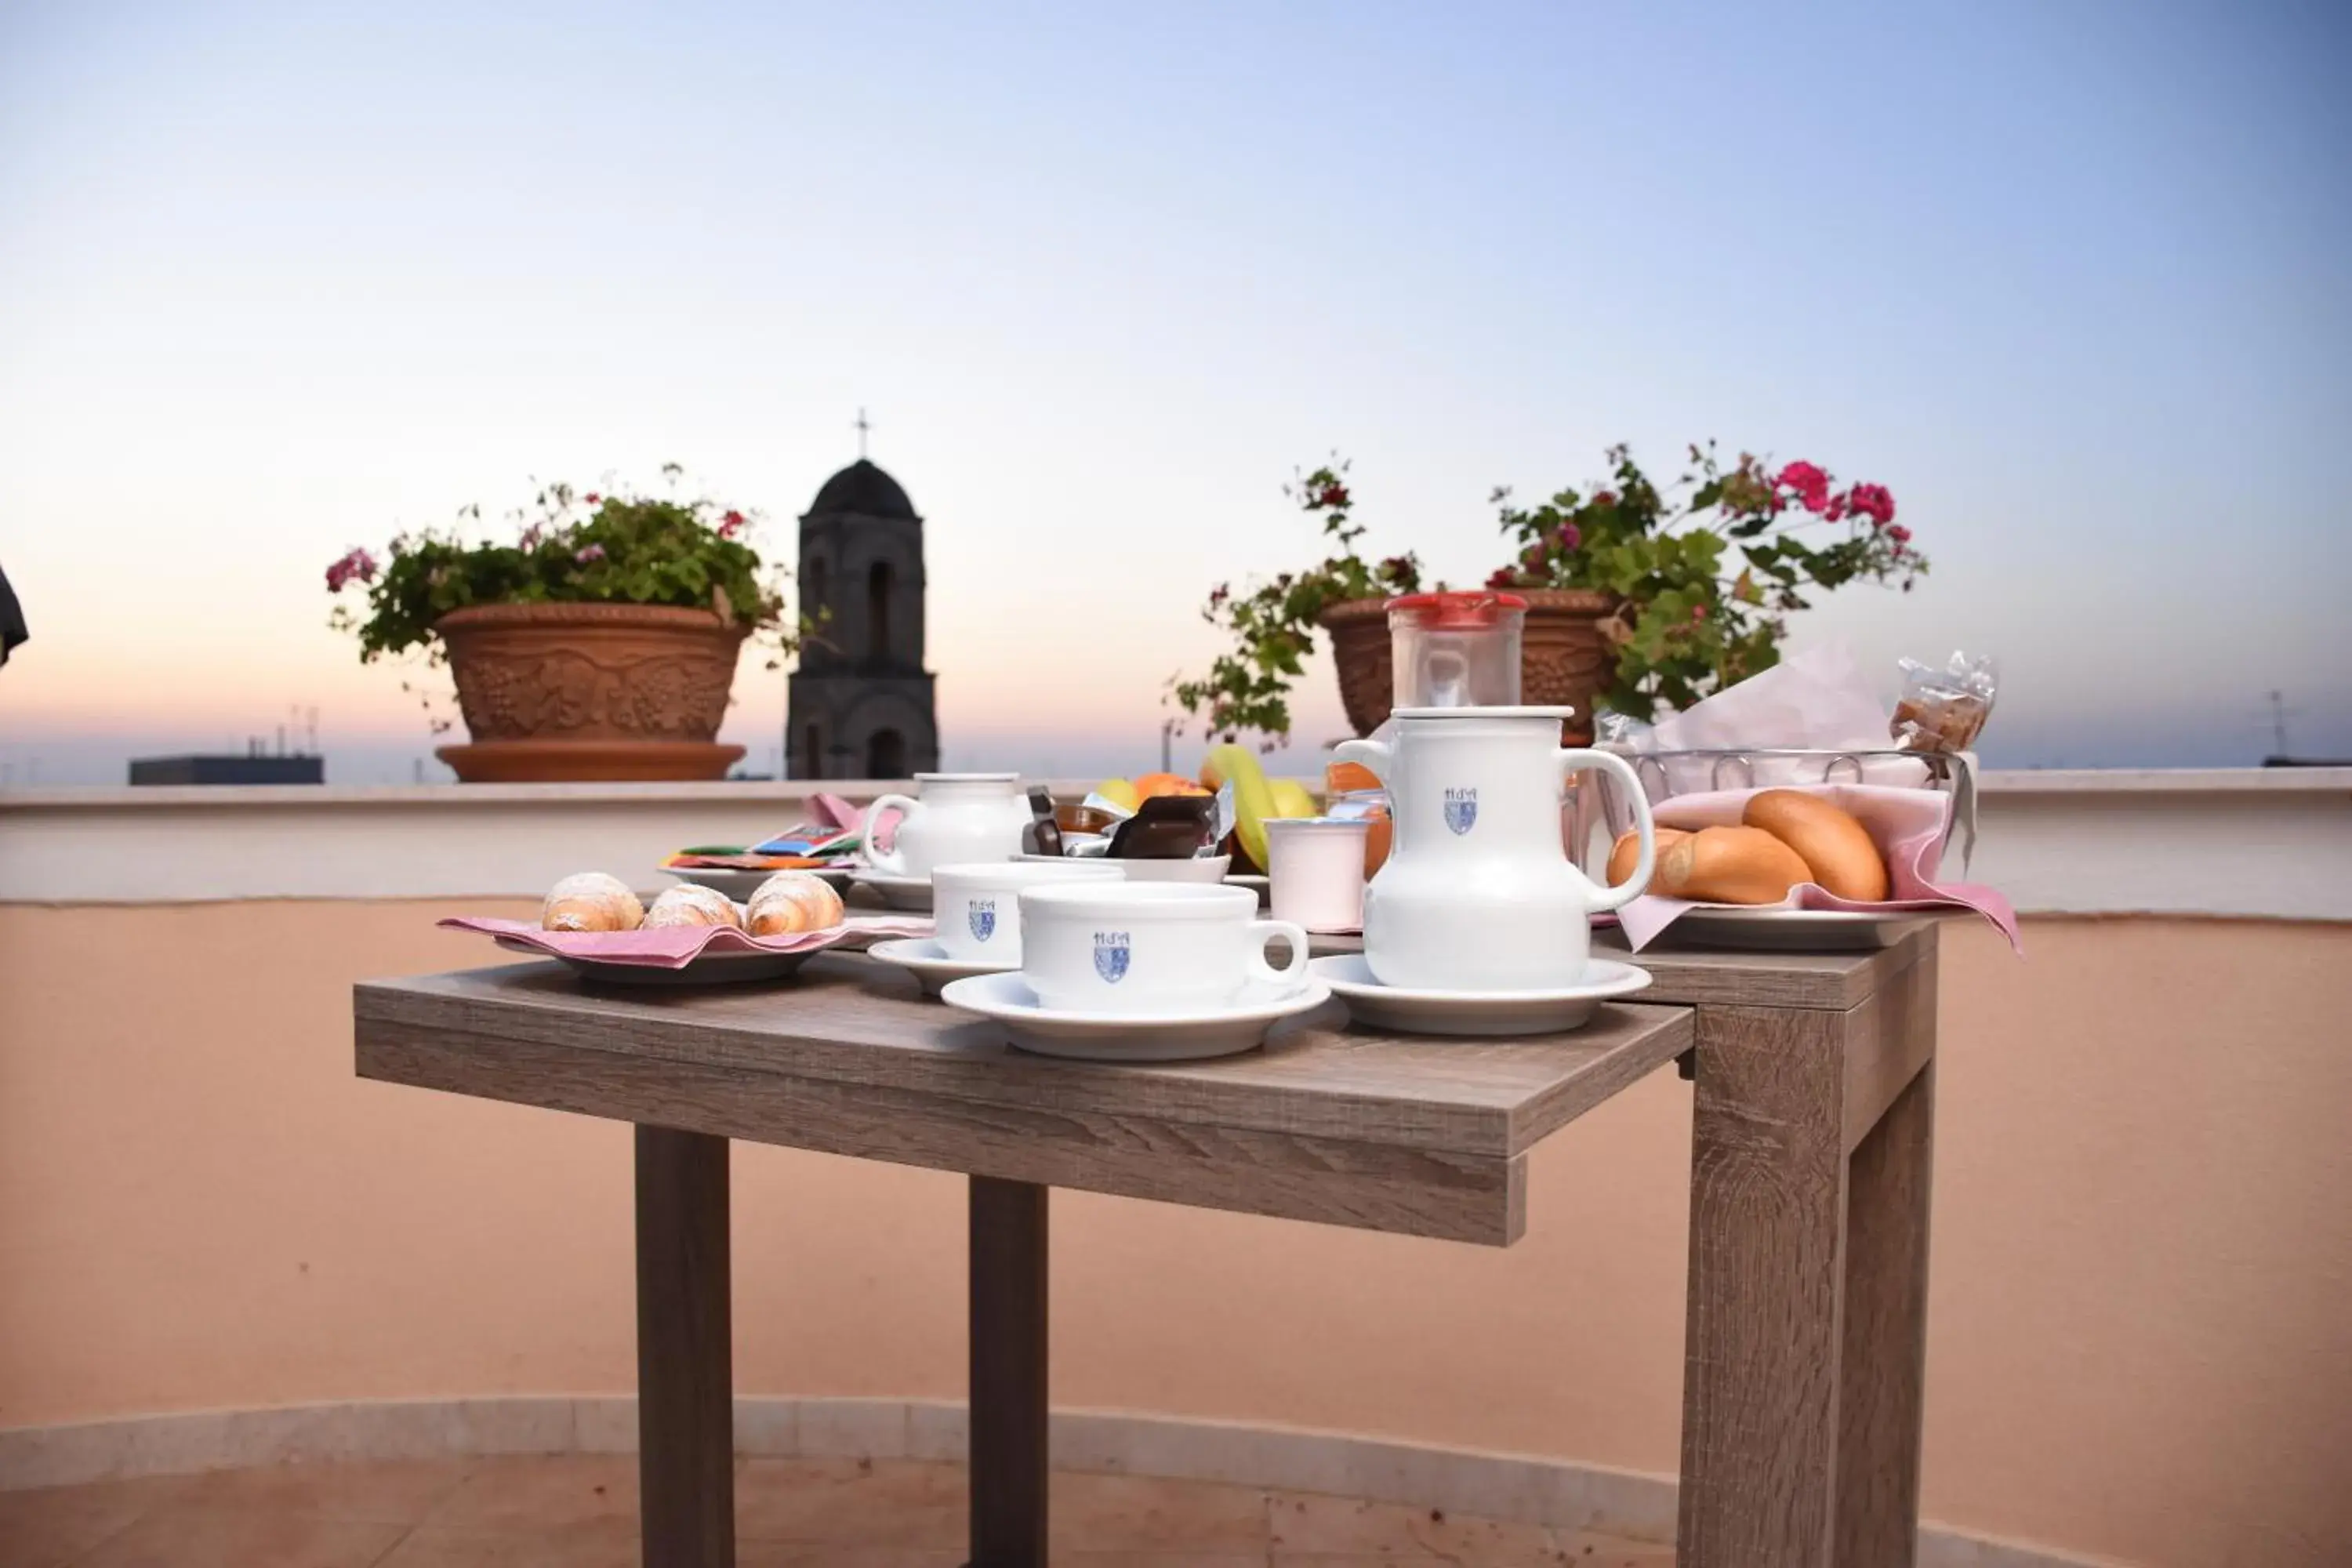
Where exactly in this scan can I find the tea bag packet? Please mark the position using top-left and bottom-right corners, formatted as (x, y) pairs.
(1105, 794), (1218, 858)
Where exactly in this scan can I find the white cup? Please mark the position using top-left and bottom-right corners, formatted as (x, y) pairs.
(1266, 818), (1371, 933)
(931, 860), (1125, 964)
(1018, 883), (1310, 1014)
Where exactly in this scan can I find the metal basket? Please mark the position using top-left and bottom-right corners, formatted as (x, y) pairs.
(1572, 746), (1973, 868)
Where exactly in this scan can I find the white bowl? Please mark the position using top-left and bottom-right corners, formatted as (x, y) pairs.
(1015, 853), (1231, 885)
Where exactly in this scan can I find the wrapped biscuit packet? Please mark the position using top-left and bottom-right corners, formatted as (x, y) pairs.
(1893, 652), (1998, 753)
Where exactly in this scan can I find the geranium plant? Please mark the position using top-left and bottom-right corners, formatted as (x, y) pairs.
(329, 466), (800, 654)
(1487, 442), (1924, 718)
(1167, 461), (1424, 740)
(326, 466), (803, 731)
(1169, 443), (1925, 742)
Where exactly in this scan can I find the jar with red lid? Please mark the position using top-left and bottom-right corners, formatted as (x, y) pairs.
(1385, 591), (1526, 710)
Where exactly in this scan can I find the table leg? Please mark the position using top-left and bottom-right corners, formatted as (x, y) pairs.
(1677, 1005), (1848, 1568)
(637, 1126), (735, 1568)
(1835, 1057), (1935, 1568)
(969, 1176), (1048, 1568)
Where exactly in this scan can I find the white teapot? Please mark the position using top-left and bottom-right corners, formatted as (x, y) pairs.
(1335, 707), (1656, 992)
(863, 773), (1033, 880)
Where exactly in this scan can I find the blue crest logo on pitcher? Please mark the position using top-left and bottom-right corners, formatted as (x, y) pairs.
(1443, 787), (1479, 835)
(1093, 931), (1131, 984)
(967, 898), (996, 943)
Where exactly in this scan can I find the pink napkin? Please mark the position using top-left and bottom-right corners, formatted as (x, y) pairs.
(1615, 783), (2020, 953)
(440, 913), (934, 969)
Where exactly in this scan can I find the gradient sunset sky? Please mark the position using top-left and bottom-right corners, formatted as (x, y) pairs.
(2, 0), (2347, 784)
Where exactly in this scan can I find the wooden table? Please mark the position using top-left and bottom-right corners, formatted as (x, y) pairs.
(353, 921), (1938, 1568)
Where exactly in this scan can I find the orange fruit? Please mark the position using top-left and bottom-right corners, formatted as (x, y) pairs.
(1327, 760), (1383, 795)
(1134, 771), (1208, 800)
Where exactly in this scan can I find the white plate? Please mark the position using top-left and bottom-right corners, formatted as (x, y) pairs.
(866, 937), (1016, 999)
(851, 870), (935, 912)
(1309, 953), (1651, 1036)
(494, 935), (815, 986)
(1665, 907), (1911, 950)
(938, 971), (1332, 1062)
(663, 864), (855, 902)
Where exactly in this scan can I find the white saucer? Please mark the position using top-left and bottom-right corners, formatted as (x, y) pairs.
(866, 937), (1016, 998)
(938, 971), (1333, 1062)
(663, 864), (855, 901)
(1308, 953), (1651, 1036)
(1665, 907), (1907, 950)
(851, 870), (934, 912)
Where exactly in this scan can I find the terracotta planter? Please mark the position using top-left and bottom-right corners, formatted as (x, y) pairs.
(432, 602), (749, 783)
(1319, 589), (1620, 742)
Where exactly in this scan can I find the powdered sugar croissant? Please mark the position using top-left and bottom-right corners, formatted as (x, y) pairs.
(745, 872), (844, 936)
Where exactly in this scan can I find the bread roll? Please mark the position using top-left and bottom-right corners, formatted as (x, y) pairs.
(1606, 827), (1689, 887)
(642, 884), (745, 929)
(746, 871), (844, 936)
(1656, 826), (1813, 905)
(541, 872), (644, 932)
(1742, 789), (1889, 902)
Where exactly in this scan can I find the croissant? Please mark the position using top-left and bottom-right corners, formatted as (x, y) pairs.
(746, 872), (844, 936)
(641, 884), (745, 929)
(541, 872), (644, 932)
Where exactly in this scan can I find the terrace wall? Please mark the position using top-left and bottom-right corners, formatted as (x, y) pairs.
(2, 771), (2347, 1566)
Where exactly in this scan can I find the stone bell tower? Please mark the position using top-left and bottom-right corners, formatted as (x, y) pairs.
(785, 452), (939, 780)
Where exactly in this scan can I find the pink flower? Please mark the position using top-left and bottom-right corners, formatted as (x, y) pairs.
(575, 544), (606, 564)
(519, 524), (543, 550)
(1824, 492), (1850, 523)
(1552, 524), (1581, 552)
(1485, 567), (1517, 589)
(1777, 461), (1831, 514)
(1519, 542), (1547, 571)
(1592, 490), (1618, 507)
(718, 509), (746, 540)
(1848, 483), (1896, 527)
(324, 547), (379, 592)
(1316, 483), (1349, 510)
(1887, 524), (1912, 544)
(583, 492), (601, 506)
(1691, 602), (1709, 622)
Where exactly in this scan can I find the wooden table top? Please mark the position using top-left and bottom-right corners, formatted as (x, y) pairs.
(352, 929), (1927, 1245)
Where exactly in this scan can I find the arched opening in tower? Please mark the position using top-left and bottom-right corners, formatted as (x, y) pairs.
(867, 561), (894, 659)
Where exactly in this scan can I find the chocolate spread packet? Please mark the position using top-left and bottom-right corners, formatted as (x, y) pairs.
(1105, 793), (1217, 858)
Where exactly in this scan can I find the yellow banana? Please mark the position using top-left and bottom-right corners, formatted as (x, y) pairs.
(1203, 743), (1278, 871)
(1269, 778), (1317, 819)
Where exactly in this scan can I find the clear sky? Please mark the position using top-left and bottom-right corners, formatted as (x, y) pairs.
(3, 0), (2348, 785)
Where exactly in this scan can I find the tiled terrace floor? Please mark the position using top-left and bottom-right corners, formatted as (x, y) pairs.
(1, 1454), (1678, 1567)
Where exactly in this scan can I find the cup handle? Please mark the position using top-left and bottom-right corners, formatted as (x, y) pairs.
(1559, 749), (1655, 913)
(863, 793), (920, 877)
(1247, 918), (1312, 991)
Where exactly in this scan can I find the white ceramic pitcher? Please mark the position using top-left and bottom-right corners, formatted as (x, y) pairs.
(1334, 707), (1656, 992)
(864, 773), (1032, 880)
